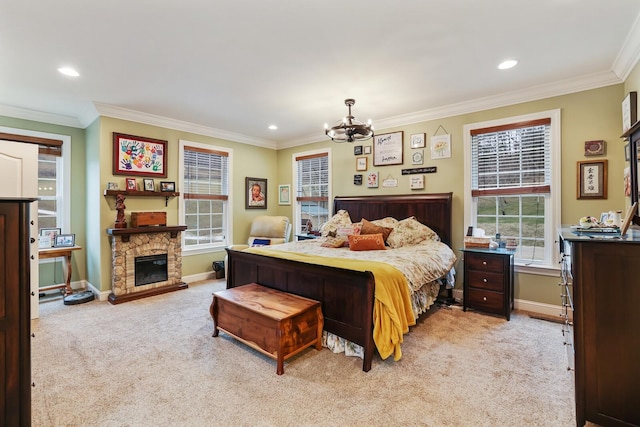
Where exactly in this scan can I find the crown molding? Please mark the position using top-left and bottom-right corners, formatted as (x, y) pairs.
(92, 103), (277, 149)
(0, 104), (84, 128)
(279, 70), (623, 149)
(612, 12), (640, 80)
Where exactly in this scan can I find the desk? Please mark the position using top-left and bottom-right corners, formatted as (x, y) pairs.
(38, 246), (82, 296)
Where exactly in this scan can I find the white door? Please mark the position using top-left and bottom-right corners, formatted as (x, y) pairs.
(0, 140), (39, 319)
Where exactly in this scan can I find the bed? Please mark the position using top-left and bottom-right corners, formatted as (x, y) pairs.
(225, 193), (455, 371)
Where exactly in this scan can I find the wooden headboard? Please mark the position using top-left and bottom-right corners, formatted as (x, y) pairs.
(333, 193), (453, 247)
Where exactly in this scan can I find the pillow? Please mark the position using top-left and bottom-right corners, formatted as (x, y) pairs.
(320, 210), (352, 237)
(335, 223), (362, 238)
(386, 216), (439, 248)
(348, 233), (386, 251)
(370, 216), (399, 229)
(360, 218), (393, 242)
(321, 236), (348, 248)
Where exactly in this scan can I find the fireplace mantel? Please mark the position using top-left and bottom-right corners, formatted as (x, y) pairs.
(107, 225), (187, 242)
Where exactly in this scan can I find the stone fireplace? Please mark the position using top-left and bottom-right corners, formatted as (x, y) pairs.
(107, 226), (188, 304)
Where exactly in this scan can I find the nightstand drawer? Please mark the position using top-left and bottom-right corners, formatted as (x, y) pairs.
(467, 271), (504, 292)
(465, 253), (504, 273)
(466, 288), (504, 314)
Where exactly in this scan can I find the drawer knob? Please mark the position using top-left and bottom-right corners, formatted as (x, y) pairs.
(483, 296), (487, 301)
(482, 261), (487, 265)
(483, 278), (488, 283)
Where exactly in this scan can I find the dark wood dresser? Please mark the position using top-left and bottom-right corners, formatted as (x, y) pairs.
(558, 227), (640, 427)
(0, 198), (35, 426)
(462, 248), (514, 320)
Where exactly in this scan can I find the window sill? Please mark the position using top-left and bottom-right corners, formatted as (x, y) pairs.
(515, 263), (560, 277)
(183, 245), (227, 256)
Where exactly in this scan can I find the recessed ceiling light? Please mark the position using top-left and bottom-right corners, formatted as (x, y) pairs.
(498, 60), (518, 70)
(268, 124), (278, 130)
(57, 67), (79, 77)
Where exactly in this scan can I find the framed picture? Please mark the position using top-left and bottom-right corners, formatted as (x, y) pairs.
(54, 233), (75, 248)
(246, 177), (267, 209)
(39, 227), (61, 247)
(356, 157), (368, 171)
(363, 146), (372, 155)
(577, 160), (607, 199)
(106, 182), (119, 190)
(367, 172), (379, 188)
(160, 181), (175, 192)
(126, 178), (137, 191)
(278, 184), (291, 205)
(622, 91), (637, 133)
(373, 131), (403, 166)
(412, 150), (424, 165)
(584, 140), (605, 156)
(410, 175), (425, 190)
(354, 174), (363, 185)
(143, 179), (155, 191)
(113, 132), (168, 177)
(410, 133), (425, 149)
(431, 134), (452, 159)
(354, 145), (363, 155)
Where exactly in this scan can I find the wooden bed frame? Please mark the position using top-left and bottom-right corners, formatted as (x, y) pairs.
(225, 192), (453, 372)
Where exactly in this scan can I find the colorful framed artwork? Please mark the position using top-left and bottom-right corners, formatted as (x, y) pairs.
(160, 181), (175, 192)
(367, 172), (379, 188)
(54, 233), (75, 247)
(430, 134), (451, 159)
(143, 179), (155, 191)
(278, 184), (291, 205)
(126, 178), (137, 191)
(113, 132), (167, 177)
(577, 160), (607, 199)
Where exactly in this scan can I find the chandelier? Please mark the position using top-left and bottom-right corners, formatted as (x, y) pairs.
(324, 99), (373, 143)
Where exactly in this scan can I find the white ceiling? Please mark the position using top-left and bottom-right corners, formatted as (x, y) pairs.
(2, 0), (640, 149)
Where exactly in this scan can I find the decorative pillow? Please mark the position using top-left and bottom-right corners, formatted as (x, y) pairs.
(360, 218), (393, 242)
(335, 223), (362, 237)
(321, 236), (348, 248)
(348, 233), (386, 251)
(370, 216), (399, 229)
(386, 216), (439, 248)
(320, 210), (352, 237)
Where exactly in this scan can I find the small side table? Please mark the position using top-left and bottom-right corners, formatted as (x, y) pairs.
(296, 233), (318, 241)
(461, 248), (514, 320)
(38, 245), (82, 296)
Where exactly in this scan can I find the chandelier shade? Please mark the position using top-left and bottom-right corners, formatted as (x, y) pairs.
(324, 99), (373, 143)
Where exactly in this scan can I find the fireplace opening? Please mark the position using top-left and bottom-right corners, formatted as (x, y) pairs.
(135, 254), (168, 286)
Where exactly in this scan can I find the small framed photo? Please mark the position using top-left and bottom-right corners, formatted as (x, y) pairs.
(106, 182), (119, 190)
(278, 184), (291, 205)
(143, 179), (155, 191)
(160, 181), (175, 192)
(363, 146), (372, 155)
(54, 233), (75, 248)
(246, 177), (267, 209)
(577, 160), (607, 199)
(410, 133), (426, 149)
(354, 145), (363, 155)
(126, 178), (137, 191)
(38, 234), (52, 249)
(356, 157), (368, 171)
(39, 227), (61, 247)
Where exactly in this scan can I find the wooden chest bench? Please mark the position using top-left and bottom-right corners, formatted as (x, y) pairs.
(210, 283), (323, 375)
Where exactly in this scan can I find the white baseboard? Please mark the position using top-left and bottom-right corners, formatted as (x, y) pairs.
(450, 289), (561, 319)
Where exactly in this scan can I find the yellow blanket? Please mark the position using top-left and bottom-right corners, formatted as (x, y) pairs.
(244, 247), (416, 361)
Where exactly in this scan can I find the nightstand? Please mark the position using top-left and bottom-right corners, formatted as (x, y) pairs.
(295, 233), (318, 241)
(461, 248), (514, 320)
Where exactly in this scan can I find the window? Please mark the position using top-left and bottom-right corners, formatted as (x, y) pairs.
(179, 141), (232, 252)
(464, 110), (561, 271)
(294, 149), (331, 234)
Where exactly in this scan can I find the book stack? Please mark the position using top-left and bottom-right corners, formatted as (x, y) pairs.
(464, 236), (491, 248)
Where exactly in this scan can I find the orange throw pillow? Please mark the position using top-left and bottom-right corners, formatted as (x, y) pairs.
(348, 233), (386, 251)
(360, 218), (393, 242)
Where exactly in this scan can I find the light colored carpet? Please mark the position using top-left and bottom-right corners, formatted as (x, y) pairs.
(31, 280), (575, 426)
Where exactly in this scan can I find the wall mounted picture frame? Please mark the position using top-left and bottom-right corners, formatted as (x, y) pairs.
(54, 233), (75, 247)
(113, 132), (168, 177)
(246, 177), (267, 209)
(143, 178), (155, 191)
(584, 140), (605, 156)
(410, 133), (426, 149)
(373, 131), (403, 166)
(410, 175), (425, 190)
(367, 172), (379, 188)
(577, 160), (607, 199)
(430, 134), (452, 159)
(126, 178), (137, 191)
(160, 181), (175, 192)
(363, 145), (372, 155)
(278, 184), (291, 205)
(356, 157), (368, 171)
(622, 91), (637, 134)
(412, 150), (424, 165)
(354, 145), (363, 155)
(354, 174), (363, 185)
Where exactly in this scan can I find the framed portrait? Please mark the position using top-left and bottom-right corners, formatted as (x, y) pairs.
(278, 184), (291, 205)
(39, 227), (61, 247)
(54, 233), (75, 248)
(246, 177), (267, 209)
(113, 132), (168, 177)
(143, 179), (155, 191)
(410, 133), (426, 149)
(577, 160), (607, 199)
(373, 131), (403, 166)
(106, 182), (119, 190)
(126, 178), (137, 191)
(160, 181), (175, 192)
(356, 157), (368, 171)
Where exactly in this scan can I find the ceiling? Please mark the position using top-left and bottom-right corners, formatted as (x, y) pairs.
(2, 0), (640, 149)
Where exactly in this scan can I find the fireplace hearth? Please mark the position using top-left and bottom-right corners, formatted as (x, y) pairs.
(107, 226), (188, 304)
